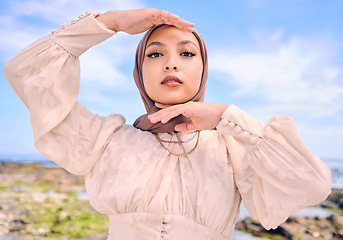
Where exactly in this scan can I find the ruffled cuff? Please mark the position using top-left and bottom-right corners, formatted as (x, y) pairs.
(217, 105), (264, 145)
(50, 10), (116, 57)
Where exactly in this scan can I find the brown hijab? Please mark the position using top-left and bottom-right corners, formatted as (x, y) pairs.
(133, 24), (208, 133)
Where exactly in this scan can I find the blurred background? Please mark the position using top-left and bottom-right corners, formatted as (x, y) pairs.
(1, 0), (342, 164)
(0, 1), (342, 239)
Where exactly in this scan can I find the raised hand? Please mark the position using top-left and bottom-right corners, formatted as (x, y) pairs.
(148, 102), (230, 132)
(96, 8), (195, 34)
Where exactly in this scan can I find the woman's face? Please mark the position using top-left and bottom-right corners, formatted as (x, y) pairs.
(142, 26), (203, 105)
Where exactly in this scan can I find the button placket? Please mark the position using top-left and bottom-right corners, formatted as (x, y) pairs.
(51, 10), (98, 35)
(223, 118), (262, 144)
(161, 215), (171, 239)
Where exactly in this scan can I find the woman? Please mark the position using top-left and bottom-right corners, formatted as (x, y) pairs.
(3, 8), (331, 240)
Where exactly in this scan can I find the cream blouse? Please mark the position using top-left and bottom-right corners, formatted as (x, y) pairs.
(3, 11), (331, 240)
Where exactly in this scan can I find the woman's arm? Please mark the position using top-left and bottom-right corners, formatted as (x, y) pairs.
(148, 102), (331, 229)
(3, 9), (193, 175)
(96, 8), (194, 34)
(218, 106), (331, 229)
(148, 102), (229, 131)
(3, 12), (120, 175)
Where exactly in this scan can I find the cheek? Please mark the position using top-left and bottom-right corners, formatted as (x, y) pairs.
(142, 63), (148, 82)
(141, 63), (158, 101)
(142, 61), (159, 82)
(142, 63), (151, 88)
(191, 61), (203, 87)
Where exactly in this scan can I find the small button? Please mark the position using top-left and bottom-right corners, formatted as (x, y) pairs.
(249, 135), (258, 144)
(163, 215), (171, 223)
(242, 131), (250, 137)
(234, 125), (241, 133)
(162, 234), (170, 239)
(220, 119), (229, 126)
(163, 225), (171, 232)
(228, 121), (236, 128)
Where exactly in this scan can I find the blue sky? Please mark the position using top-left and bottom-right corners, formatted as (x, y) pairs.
(0, 0), (342, 160)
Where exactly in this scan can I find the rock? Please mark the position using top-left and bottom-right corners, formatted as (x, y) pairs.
(328, 214), (343, 230)
(0, 224), (9, 236)
(0, 162), (108, 239)
(321, 189), (343, 209)
(75, 233), (108, 240)
(32, 193), (48, 203)
(57, 211), (70, 221)
(234, 216), (266, 236)
(235, 214), (343, 240)
(37, 227), (49, 236)
(235, 189), (343, 239)
(9, 219), (26, 231)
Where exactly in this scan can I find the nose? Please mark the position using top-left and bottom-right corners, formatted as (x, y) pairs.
(164, 55), (179, 71)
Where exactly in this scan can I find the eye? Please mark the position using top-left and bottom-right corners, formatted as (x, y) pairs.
(147, 52), (163, 58)
(180, 51), (196, 57)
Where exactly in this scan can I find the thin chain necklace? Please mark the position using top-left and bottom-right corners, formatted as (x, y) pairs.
(158, 130), (198, 143)
(153, 131), (200, 157)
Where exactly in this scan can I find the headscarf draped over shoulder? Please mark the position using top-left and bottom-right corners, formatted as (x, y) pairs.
(133, 24), (208, 133)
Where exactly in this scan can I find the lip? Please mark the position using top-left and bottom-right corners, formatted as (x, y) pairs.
(161, 75), (183, 87)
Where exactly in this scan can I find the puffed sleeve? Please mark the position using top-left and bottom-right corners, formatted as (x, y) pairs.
(3, 11), (125, 175)
(217, 105), (331, 230)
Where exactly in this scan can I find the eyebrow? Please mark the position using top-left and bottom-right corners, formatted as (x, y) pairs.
(179, 40), (198, 49)
(146, 40), (199, 49)
(146, 41), (164, 49)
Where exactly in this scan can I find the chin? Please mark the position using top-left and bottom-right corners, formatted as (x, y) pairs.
(157, 97), (190, 105)
(153, 94), (195, 105)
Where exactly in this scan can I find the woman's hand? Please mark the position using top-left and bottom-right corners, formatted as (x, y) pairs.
(96, 8), (194, 34)
(148, 102), (230, 131)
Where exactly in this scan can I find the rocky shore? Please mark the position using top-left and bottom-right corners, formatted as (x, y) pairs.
(0, 161), (341, 240)
(0, 161), (108, 240)
(235, 190), (343, 240)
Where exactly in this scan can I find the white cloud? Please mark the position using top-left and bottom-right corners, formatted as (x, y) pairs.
(296, 123), (343, 159)
(0, 0), (145, 53)
(79, 33), (142, 92)
(209, 33), (343, 118)
(9, 0), (145, 25)
(0, 15), (50, 58)
(1, 0), (146, 105)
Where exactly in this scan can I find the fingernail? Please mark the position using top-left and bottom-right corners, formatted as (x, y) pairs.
(187, 27), (194, 32)
(149, 117), (156, 123)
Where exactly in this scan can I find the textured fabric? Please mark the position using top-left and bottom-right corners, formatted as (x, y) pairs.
(3, 12), (332, 240)
(133, 24), (208, 133)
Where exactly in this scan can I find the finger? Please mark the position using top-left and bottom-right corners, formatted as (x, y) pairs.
(149, 9), (175, 24)
(160, 106), (186, 123)
(165, 18), (195, 31)
(160, 9), (180, 21)
(148, 108), (168, 123)
(151, 9), (195, 31)
(155, 102), (172, 109)
(185, 26), (195, 33)
(174, 122), (197, 132)
(149, 110), (175, 124)
(149, 105), (184, 123)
